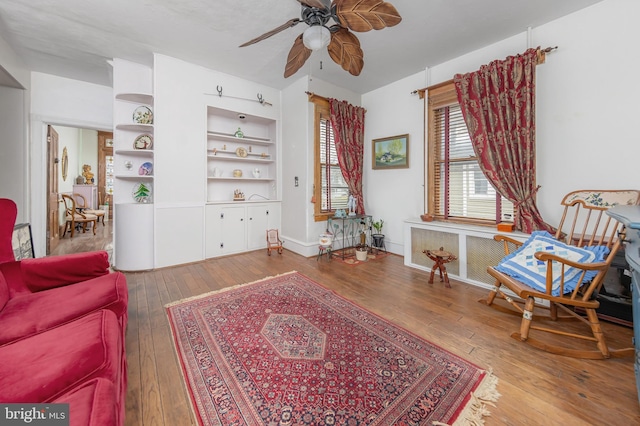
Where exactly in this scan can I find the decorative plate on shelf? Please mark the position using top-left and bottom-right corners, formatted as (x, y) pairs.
(133, 106), (153, 124)
(132, 182), (152, 203)
(138, 162), (153, 176)
(133, 134), (153, 149)
(235, 147), (248, 158)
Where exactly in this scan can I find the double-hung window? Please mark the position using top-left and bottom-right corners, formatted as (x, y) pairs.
(427, 82), (513, 224)
(312, 98), (349, 221)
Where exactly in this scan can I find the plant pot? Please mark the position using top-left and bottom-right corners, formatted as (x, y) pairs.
(355, 247), (368, 261)
(372, 234), (385, 249)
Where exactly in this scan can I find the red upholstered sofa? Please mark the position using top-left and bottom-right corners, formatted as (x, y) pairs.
(0, 198), (128, 426)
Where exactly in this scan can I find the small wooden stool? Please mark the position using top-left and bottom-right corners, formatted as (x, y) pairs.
(423, 247), (457, 288)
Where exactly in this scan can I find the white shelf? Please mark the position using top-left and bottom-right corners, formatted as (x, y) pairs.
(207, 131), (272, 146)
(116, 123), (154, 132)
(206, 153), (273, 163)
(115, 175), (154, 180)
(115, 149), (153, 157)
(207, 177), (274, 181)
(115, 92), (154, 105)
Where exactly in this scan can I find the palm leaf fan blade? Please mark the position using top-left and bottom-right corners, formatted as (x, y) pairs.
(284, 35), (312, 78)
(327, 29), (364, 76)
(336, 0), (402, 32)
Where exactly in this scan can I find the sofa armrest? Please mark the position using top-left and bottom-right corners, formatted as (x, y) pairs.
(21, 251), (110, 292)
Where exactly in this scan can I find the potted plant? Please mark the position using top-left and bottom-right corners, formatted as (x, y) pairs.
(372, 219), (385, 250)
(355, 243), (368, 261)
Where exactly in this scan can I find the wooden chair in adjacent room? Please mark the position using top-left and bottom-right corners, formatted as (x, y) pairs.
(72, 193), (106, 226)
(61, 194), (97, 238)
(481, 189), (640, 359)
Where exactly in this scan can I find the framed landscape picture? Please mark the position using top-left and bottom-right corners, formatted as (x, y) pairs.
(372, 134), (409, 170)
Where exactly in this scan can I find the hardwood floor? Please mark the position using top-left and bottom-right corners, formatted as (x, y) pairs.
(52, 229), (640, 425)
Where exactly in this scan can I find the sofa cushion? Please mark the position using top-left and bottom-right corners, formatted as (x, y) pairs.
(495, 230), (609, 296)
(51, 378), (117, 426)
(0, 309), (122, 403)
(0, 272), (127, 346)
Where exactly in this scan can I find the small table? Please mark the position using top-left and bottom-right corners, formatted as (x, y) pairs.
(423, 247), (457, 288)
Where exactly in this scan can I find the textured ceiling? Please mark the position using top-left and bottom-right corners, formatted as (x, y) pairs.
(0, 0), (603, 93)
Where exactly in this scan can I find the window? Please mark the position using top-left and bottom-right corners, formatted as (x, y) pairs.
(427, 81), (513, 224)
(312, 97), (349, 221)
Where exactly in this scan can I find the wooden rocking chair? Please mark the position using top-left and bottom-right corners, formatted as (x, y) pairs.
(482, 189), (640, 359)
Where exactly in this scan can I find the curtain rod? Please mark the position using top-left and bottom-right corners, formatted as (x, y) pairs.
(305, 91), (367, 113)
(411, 46), (558, 98)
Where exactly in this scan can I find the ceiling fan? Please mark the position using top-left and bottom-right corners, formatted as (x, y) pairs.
(239, 0), (402, 78)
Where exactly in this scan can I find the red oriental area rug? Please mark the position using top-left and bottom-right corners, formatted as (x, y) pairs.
(166, 271), (499, 425)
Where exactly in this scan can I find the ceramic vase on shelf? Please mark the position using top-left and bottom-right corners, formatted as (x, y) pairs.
(234, 127), (244, 138)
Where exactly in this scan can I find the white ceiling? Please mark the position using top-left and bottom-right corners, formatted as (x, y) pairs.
(0, 0), (603, 94)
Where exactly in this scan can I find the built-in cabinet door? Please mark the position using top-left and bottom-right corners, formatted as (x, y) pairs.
(247, 203), (281, 250)
(220, 206), (246, 254)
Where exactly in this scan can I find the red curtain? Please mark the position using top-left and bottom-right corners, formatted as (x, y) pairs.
(329, 98), (366, 215)
(453, 48), (553, 233)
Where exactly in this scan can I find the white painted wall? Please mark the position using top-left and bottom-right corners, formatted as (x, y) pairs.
(30, 72), (112, 256)
(152, 54), (281, 267)
(0, 86), (27, 222)
(0, 34), (29, 224)
(362, 72), (426, 254)
(280, 76), (362, 256)
(53, 125), (81, 195)
(361, 0), (640, 250)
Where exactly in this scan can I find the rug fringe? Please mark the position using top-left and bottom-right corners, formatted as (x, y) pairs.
(432, 370), (500, 426)
(164, 270), (298, 308)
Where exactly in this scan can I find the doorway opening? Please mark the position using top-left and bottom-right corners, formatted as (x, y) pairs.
(47, 125), (113, 257)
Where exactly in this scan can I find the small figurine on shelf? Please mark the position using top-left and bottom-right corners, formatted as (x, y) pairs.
(234, 127), (244, 138)
(233, 189), (245, 201)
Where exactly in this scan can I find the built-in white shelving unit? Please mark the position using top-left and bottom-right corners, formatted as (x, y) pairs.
(204, 105), (280, 258)
(112, 59), (155, 271)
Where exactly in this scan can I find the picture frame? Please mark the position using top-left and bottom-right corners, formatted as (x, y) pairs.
(372, 134), (409, 170)
(12, 223), (35, 260)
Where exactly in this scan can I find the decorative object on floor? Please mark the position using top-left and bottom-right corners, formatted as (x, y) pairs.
(372, 134), (409, 169)
(166, 271), (498, 425)
(483, 189), (640, 359)
(332, 249), (390, 266)
(266, 229), (283, 255)
(354, 244), (368, 261)
(372, 218), (385, 252)
(423, 247), (458, 288)
(132, 105), (153, 124)
(12, 223), (34, 260)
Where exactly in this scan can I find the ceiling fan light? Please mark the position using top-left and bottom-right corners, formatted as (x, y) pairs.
(303, 26), (331, 51)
